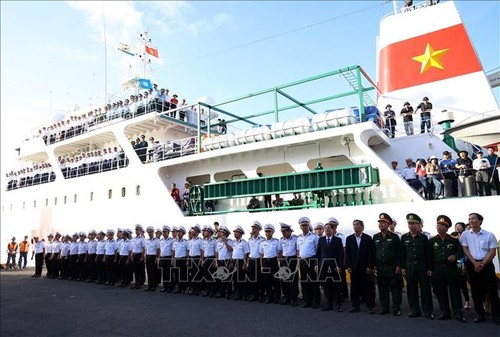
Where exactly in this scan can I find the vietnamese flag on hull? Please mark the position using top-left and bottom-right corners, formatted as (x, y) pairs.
(378, 24), (482, 94)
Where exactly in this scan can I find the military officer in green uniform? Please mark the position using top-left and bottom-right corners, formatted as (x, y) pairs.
(401, 213), (434, 319)
(430, 215), (467, 323)
(373, 213), (403, 316)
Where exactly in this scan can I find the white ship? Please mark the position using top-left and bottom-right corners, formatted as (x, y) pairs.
(2, 1), (499, 270)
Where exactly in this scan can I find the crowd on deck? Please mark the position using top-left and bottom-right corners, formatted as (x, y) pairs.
(391, 146), (500, 199)
(6, 162), (55, 190)
(6, 211), (500, 325)
(35, 84), (193, 146)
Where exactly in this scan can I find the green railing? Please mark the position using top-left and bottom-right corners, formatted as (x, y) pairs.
(189, 164), (379, 215)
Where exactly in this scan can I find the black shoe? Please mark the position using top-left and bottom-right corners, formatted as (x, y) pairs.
(144, 288), (151, 291)
(408, 312), (421, 318)
(160, 288), (168, 293)
(368, 308), (375, 315)
(302, 303), (312, 309)
(233, 297), (242, 301)
(31, 274), (36, 277)
(379, 310), (389, 315)
(473, 315), (485, 323)
(281, 299), (290, 305)
(349, 308), (360, 313)
(425, 313), (435, 320)
(456, 315), (467, 323)
(312, 304), (320, 309)
(291, 301), (298, 307)
(265, 298), (274, 304)
(336, 306), (343, 312)
(321, 306), (333, 311)
(438, 313), (450, 320)
(393, 310), (401, 316)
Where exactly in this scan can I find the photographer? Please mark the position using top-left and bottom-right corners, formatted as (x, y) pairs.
(472, 152), (491, 196)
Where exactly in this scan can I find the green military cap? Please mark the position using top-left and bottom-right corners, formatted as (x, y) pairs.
(378, 213), (392, 224)
(406, 213), (422, 223)
(436, 215), (452, 228)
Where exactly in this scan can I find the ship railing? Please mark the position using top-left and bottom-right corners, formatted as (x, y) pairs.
(148, 136), (198, 162)
(61, 155), (129, 179)
(5, 171), (56, 191)
(187, 164), (380, 215)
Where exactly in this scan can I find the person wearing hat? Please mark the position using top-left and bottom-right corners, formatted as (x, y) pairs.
(297, 216), (320, 309)
(187, 225), (203, 295)
(144, 226), (161, 291)
(400, 101), (414, 136)
(426, 156), (444, 199)
(327, 217), (349, 302)
(429, 215), (466, 322)
(86, 231), (98, 283)
(131, 225), (146, 289)
(18, 235), (30, 270)
(159, 225), (174, 293)
(114, 228), (124, 284)
(48, 234), (60, 277)
(259, 224), (282, 304)
(232, 225), (250, 300)
(383, 104), (396, 138)
(51, 232), (63, 279)
(172, 226), (189, 294)
(215, 225), (234, 298)
(77, 232), (89, 282)
(279, 223), (299, 306)
(31, 236), (45, 277)
(440, 151), (458, 197)
(200, 225), (217, 297)
(460, 213), (500, 324)
(68, 233), (79, 281)
(373, 213), (403, 316)
(455, 150), (473, 196)
(400, 213), (434, 319)
(401, 158), (423, 191)
(58, 235), (71, 280)
(43, 234), (54, 277)
(472, 151), (492, 196)
(314, 222), (324, 237)
(117, 230), (133, 288)
(95, 231), (107, 284)
(247, 221), (265, 302)
(414, 96), (433, 133)
(345, 219), (376, 314)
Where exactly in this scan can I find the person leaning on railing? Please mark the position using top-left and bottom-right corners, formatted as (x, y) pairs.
(426, 156), (443, 199)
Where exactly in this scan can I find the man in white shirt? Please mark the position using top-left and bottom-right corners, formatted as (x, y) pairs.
(460, 213), (500, 324)
(472, 152), (492, 196)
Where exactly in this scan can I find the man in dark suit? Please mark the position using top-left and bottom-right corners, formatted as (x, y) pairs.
(345, 219), (376, 314)
(316, 223), (344, 312)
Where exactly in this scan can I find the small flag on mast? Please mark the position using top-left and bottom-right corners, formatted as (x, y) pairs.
(118, 42), (135, 56)
(145, 45), (159, 58)
(137, 78), (153, 90)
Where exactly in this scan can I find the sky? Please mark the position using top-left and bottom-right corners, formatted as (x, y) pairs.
(1, 1), (499, 179)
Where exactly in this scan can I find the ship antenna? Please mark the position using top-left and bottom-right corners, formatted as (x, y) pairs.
(102, 2), (108, 103)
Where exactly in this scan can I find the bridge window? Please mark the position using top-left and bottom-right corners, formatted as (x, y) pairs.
(108, 189), (112, 199)
(90, 192), (94, 202)
(74, 194), (77, 203)
(256, 163), (295, 177)
(64, 196), (67, 204)
(122, 187), (126, 197)
(136, 185), (140, 196)
(214, 169), (246, 182)
(54, 197), (57, 206)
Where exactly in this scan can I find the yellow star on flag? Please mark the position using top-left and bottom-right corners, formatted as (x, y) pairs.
(412, 43), (449, 74)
